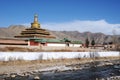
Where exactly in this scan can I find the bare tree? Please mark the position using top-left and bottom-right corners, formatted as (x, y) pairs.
(112, 29), (120, 51)
(89, 52), (100, 68)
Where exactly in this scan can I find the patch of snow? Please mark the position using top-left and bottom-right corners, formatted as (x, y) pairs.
(0, 52), (119, 61)
(39, 65), (72, 72)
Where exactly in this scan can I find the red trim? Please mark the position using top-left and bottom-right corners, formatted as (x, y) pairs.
(30, 40), (39, 46)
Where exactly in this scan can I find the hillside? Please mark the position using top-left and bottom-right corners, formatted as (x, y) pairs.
(0, 25), (117, 44)
(50, 31), (113, 44)
(0, 25), (26, 38)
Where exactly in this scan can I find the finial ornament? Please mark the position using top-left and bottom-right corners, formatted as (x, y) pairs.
(31, 14), (40, 29)
(34, 14), (38, 17)
(34, 14), (38, 22)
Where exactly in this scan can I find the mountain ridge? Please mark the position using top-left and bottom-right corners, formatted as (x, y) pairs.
(0, 25), (118, 44)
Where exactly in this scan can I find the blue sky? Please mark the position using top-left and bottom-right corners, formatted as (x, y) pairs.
(0, 0), (120, 34)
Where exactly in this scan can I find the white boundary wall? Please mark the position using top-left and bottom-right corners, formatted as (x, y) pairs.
(0, 52), (119, 61)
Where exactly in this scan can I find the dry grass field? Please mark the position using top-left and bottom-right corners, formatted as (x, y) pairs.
(0, 46), (105, 52)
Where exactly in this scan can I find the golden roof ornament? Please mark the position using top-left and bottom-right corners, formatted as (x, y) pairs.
(31, 14), (40, 29)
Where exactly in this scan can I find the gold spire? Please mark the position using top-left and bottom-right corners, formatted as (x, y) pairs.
(31, 14), (40, 29)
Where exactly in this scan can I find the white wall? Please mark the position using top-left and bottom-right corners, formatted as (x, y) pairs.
(73, 44), (82, 47)
(47, 43), (66, 47)
(0, 52), (119, 61)
(69, 44), (82, 47)
(47, 43), (82, 47)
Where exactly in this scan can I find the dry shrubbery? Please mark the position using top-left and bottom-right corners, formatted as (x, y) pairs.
(0, 47), (32, 52)
(0, 47), (46, 52)
(0, 46), (88, 52)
